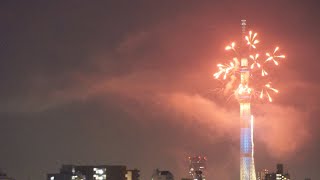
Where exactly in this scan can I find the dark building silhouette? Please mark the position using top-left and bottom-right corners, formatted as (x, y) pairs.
(48, 165), (138, 180)
(276, 164), (283, 174)
(193, 171), (203, 180)
(0, 170), (15, 180)
(265, 164), (290, 180)
(151, 169), (174, 180)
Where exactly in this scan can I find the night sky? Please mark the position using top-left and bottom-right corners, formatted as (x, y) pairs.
(0, 1), (320, 180)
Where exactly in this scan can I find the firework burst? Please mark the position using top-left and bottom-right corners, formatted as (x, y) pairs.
(213, 30), (285, 102)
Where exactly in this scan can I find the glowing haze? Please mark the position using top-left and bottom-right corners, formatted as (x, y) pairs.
(0, 1), (319, 180)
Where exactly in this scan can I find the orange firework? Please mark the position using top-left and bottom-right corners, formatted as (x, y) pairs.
(245, 31), (259, 49)
(214, 30), (285, 102)
(213, 57), (239, 80)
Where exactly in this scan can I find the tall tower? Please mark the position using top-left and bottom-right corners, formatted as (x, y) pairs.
(214, 19), (285, 180)
(239, 20), (257, 180)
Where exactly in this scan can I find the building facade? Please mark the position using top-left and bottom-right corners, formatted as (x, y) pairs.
(48, 165), (138, 180)
(264, 164), (290, 180)
(125, 169), (140, 180)
(257, 169), (268, 180)
(188, 156), (206, 180)
(151, 169), (174, 180)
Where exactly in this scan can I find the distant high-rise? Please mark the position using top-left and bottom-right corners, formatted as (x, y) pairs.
(188, 156), (207, 179)
(276, 164), (283, 175)
(151, 169), (174, 180)
(257, 169), (268, 180)
(48, 165), (138, 180)
(264, 164), (290, 180)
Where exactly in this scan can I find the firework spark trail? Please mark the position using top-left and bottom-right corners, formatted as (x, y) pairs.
(265, 47), (286, 66)
(245, 31), (259, 49)
(213, 58), (239, 80)
(213, 31), (285, 102)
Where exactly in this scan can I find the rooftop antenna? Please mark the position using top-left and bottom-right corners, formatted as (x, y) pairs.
(241, 19), (247, 48)
(241, 19), (246, 36)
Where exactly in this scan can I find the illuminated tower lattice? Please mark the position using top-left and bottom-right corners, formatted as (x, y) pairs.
(213, 20), (285, 180)
(239, 20), (256, 180)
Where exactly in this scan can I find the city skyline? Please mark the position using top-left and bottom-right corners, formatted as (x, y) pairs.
(0, 1), (319, 180)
